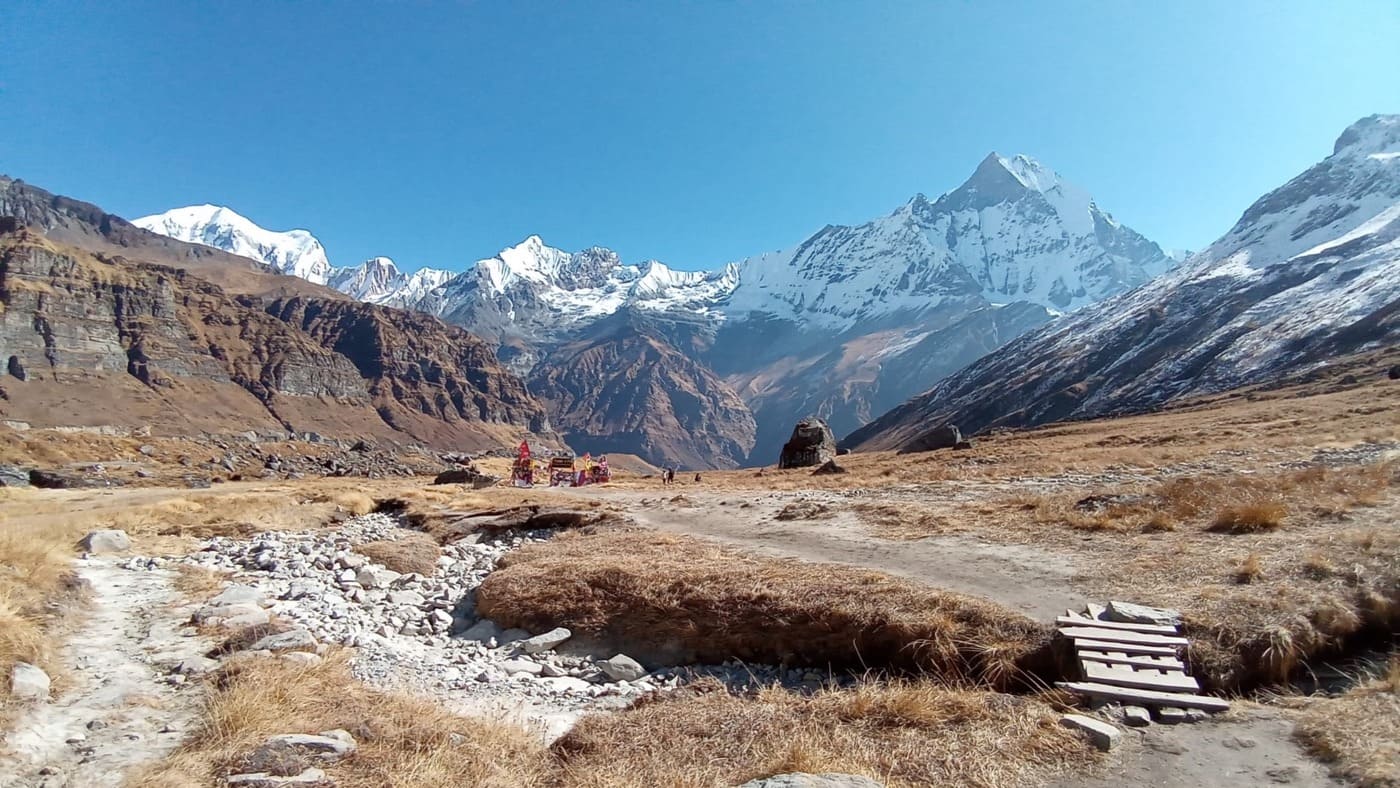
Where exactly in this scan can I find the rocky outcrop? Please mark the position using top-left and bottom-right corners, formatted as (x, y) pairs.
(527, 313), (756, 469)
(898, 424), (962, 454)
(778, 417), (836, 468)
(0, 231), (553, 451)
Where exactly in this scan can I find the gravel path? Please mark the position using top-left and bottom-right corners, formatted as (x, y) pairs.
(0, 558), (211, 788)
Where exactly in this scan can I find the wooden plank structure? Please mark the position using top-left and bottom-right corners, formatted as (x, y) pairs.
(1055, 602), (1229, 717)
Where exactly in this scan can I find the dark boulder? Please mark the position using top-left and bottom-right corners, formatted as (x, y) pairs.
(811, 459), (847, 476)
(29, 469), (123, 489)
(898, 425), (963, 454)
(953, 440), (974, 450)
(432, 467), (498, 488)
(779, 417), (837, 469)
(7, 355), (25, 381)
(1389, 364), (1400, 380)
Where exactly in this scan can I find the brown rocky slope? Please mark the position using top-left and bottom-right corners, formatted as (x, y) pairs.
(528, 313), (756, 469)
(0, 226), (553, 451)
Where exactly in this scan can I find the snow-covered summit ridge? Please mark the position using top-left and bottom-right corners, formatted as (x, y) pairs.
(135, 149), (1175, 333)
(133, 204), (333, 285)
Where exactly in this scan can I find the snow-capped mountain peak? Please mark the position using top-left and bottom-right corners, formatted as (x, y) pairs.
(133, 204), (333, 285)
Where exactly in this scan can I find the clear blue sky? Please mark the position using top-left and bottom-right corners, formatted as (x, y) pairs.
(3, 1), (1397, 272)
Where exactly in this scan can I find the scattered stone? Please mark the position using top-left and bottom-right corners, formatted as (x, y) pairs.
(263, 730), (357, 759)
(1121, 705), (1151, 727)
(432, 467), (498, 488)
(77, 529), (132, 554)
(598, 654), (647, 682)
(355, 566), (401, 589)
(174, 656), (220, 675)
(519, 627), (572, 655)
(210, 586), (268, 607)
(386, 590), (425, 606)
(249, 629), (318, 652)
(1389, 364), (1400, 381)
(897, 424), (962, 454)
(278, 652), (324, 668)
(29, 469), (123, 489)
(1155, 707), (1188, 725)
(87, 719), (108, 731)
(460, 619), (504, 643)
(499, 659), (544, 676)
(11, 662), (52, 701)
(953, 439), (975, 450)
(810, 459), (846, 476)
(1267, 766), (1301, 784)
(737, 775), (885, 788)
(1059, 713), (1122, 751)
(1105, 600), (1182, 627)
(1185, 708), (1209, 723)
(0, 464), (31, 488)
(225, 768), (327, 786)
(1222, 736), (1258, 750)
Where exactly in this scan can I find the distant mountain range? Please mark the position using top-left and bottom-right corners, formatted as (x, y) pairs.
(848, 114), (1400, 451)
(135, 152), (1178, 467)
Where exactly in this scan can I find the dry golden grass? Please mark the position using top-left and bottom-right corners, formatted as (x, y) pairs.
(1288, 655), (1400, 788)
(1235, 553), (1263, 584)
(313, 491), (377, 516)
(356, 534), (440, 575)
(0, 501), (90, 720)
(478, 530), (1051, 689)
(852, 502), (958, 539)
(774, 500), (834, 521)
(1210, 503), (1287, 533)
(172, 565), (230, 601)
(129, 650), (550, 788)
(554, 678), (1093, 788)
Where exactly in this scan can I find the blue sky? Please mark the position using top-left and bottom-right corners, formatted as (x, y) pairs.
(3, 1), (1397, 272)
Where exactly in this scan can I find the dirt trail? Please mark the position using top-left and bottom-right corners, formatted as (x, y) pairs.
(0, 558), (210, 788)
(590, 488), (1084, 620)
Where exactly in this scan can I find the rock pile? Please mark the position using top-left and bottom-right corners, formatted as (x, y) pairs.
(146, 513), (674, 713)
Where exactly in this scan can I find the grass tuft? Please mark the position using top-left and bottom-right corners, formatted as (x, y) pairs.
(1210, 503), (1287, 533)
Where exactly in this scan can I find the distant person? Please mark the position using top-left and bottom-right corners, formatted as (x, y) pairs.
(694, 472), (702, 483)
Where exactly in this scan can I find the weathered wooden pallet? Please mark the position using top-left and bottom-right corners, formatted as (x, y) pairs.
(1082, 661), (1201, 692)
(1057, 626), (1190, 647)
(1078, 650), (1185, 670)
(1054, 616), (1180, 635)
(1071, 638), (1180, 656)
(1056, 681), (1229, 712)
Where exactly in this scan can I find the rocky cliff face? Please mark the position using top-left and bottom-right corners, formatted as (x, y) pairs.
(0, 225), (553, 451)
(527, 312), (756, 469)
(848, 115), (1400, 452)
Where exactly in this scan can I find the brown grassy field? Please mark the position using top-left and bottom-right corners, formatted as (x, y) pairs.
(478, 529), (1053, 689)
(553, 679), (1092, 788)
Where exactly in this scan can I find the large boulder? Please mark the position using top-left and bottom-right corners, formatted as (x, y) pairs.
(30, 469), (122, 489)
(432, 467), (497, 488)
(778, 417), (837, 469)
(10, 662), (51, 701)
(77, 529), (131, 554)
(897, 424), (963, 454)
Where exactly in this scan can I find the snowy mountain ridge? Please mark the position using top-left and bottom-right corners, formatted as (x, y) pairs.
(848, 113), (1400, 452)
(136, 151), (1173, 339)
(133, 204), (334, 285)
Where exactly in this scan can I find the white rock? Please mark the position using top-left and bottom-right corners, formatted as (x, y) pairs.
(210, 586), (267, 608)
(263, 729), (357, 758)
(540, 676), (593, 694)
(249, 629), (317, 652)
(356, 567), (401, 589)
(278, 652), (324, 668)
(499, 628), (530, 643)
(460, 619), (502, 643)
(1060, 714), (1122, 751)
(226, 768), (327, 786)
(598, 654), (646, 682)
(11, 662), (51, 701)
(500, 659), (544, 676)
(387, 590), (424, 606)
(222, 609), (273, 628)
(1122, 706), (1152, 727)
(519, 627), (572, 655)
(1106, 600), (1181, 627)
(175, 656), (220, 675)
(77, 530), (131, 554)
